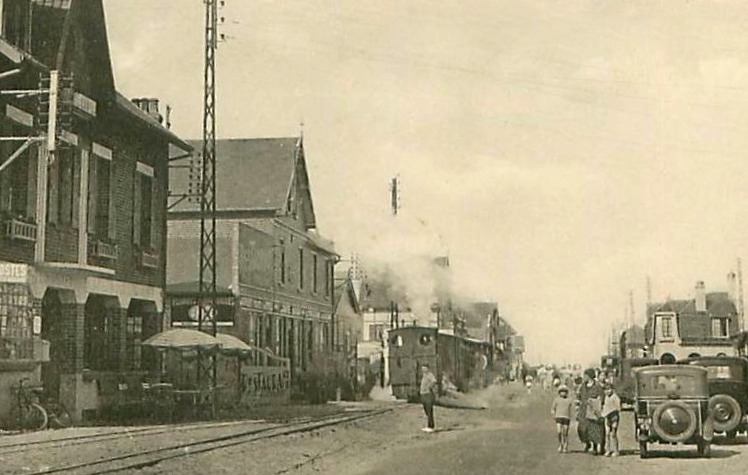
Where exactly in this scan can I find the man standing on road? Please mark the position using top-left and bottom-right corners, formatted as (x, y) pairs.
(420, 364), (437, 433)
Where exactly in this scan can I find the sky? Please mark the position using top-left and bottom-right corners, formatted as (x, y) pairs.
(104, 0), (748, 365)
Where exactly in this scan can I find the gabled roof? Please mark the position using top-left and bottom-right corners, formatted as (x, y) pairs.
(171, 137), (317, 229)
(0, 0), (187, 148)
(334, 278), (361, 315)
(652, 293), (737, 317)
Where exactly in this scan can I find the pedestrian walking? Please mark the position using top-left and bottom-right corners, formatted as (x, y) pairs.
(524, 374), (534, 394)
(551, 385), (574, 453)
(602, 383), (621, 457)
(577, 368), (605, 455)
(420, 364), (437, 433)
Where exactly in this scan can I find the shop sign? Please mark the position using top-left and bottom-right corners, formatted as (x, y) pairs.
(0, 263), (28, 283)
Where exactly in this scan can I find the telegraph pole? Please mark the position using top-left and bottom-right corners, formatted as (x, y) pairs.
(390, 176), (400, 215)
(198, 0), (220, 390)
(738, 258), (745, 332)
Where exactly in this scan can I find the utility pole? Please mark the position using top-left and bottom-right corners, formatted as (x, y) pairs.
(390, 176), (400, 215)
(646, 276), (652, 325)
(198, 0), (220, 390)
(738, 258), (745, 332)
(628, 290), (635, 328)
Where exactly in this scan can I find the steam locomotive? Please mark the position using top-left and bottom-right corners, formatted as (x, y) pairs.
(387, 326), (492, 400)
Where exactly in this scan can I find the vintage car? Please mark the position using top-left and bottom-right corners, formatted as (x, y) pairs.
(678, 356), (748, 439)
(615, 357), (659, 406)
(634, 365), (713, 458)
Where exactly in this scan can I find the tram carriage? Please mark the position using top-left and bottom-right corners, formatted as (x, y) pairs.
(387, 326), (492, 401)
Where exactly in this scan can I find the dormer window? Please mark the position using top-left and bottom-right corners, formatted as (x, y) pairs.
(660, 316), (673, 339)
(711, 318), (729, 338)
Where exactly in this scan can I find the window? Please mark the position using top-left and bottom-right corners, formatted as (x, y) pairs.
(1, 0), (32, 50)
(312, 254), (318, 293)
(660, 317), (673, 339)
(125, 308), (142, 370)
(0, 128), (35, 219)
(0, 283), (34, 360)
(324, 259), (330, 297)
(48, 148), (79, 226)
(133, 168), (154, 248)
(87, 150), (115, 240)
(368, 324), (385, 342)
(83, 298), (118, 371)
(712, 318), (729, 338)
(298, 248), (304, 289)
(280, 248), (286, 284)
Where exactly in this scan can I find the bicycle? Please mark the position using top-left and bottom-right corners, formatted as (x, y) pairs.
(11, 378), (48, 431)
(9, 378), (72, 431)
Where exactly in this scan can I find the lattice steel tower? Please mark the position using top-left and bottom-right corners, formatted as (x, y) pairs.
(198, 0), (219, 388)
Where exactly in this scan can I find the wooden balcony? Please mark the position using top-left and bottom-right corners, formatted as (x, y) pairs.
(89, 239), (118, 260)
(140, 250), (159, 269)
(4, 218), (37, 242)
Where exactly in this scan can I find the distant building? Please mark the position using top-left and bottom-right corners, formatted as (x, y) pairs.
(647, 277), (741, 363)
(166, 137), (338, 386)
(619, 324), (646, 358)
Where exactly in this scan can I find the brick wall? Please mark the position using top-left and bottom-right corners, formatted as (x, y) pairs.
(82, 108), (170, 288)
(45, 225), (79, 263)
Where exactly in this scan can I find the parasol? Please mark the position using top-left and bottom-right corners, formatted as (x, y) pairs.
(142, 328), (221, 351)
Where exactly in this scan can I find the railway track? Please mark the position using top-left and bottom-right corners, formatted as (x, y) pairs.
(26, 407), (393, 474)
(0, 418), (276, 456)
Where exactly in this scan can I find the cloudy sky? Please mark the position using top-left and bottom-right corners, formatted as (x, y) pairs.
(105, 0), (748, 365)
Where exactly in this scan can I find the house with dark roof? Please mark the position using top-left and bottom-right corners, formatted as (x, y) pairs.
(647, 276), (741, 363)
(0, 0), (191, 423)
(166, 137), (338, 390)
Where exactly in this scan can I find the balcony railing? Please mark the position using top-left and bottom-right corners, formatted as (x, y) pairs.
(140, 250), (159, 269)
(4, 218), (37, 242)
(89, 240), (118, 260)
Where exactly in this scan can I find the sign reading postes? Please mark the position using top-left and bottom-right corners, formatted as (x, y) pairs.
(0, 263), (28, 283)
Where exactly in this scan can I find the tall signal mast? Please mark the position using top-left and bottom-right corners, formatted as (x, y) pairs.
(198, 0), (219, 388)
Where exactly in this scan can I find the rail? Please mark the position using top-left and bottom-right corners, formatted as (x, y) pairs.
(24, 406), (396, 474)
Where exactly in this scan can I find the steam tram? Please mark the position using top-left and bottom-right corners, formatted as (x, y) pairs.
(387, 326), (492, 400)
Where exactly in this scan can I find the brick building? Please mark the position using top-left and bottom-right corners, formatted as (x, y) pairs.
(0, 0), (190, 422)
(647, 277), (741, 363)
(166, 137), (338, 390)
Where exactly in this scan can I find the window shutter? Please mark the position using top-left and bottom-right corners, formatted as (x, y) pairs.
(132, 174), (141, 246)
(87, 155), (97, 235)
(47, 156), (59, 224)
(107, 157), (116, 240)
(25, 144), (37, 219)
(72, 150), (80, 228)
(59, 151), (72, 225)
(150, 176), (157, 250)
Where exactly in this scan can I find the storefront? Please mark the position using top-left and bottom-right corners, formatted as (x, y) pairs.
(0, 261), (164, 424)
(0, 262), (47, 425)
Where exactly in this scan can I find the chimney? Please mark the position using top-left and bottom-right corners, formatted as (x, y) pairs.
(728, 272), (738, 304)
(131, 97), (164, 124)
(695, 281), (707, 313)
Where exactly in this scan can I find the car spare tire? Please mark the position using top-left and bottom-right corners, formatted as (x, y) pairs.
(652, 400), (698, 443)
(709, 394), (742, 434)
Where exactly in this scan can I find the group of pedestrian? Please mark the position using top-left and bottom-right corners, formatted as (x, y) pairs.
(551, 367), (620, 456)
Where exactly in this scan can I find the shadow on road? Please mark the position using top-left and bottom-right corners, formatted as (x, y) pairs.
(713, 436), (748, 446)
(639, 448), (739, 459)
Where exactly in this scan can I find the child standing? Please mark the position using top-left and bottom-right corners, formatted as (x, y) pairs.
(551, 385), (574, 453)
(602, 383), (621, 457)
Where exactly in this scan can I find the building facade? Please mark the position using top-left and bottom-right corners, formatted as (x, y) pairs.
(647, 278), (741, 363)
(166, 137), (338, 389)
(0, 0), (190, 422)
